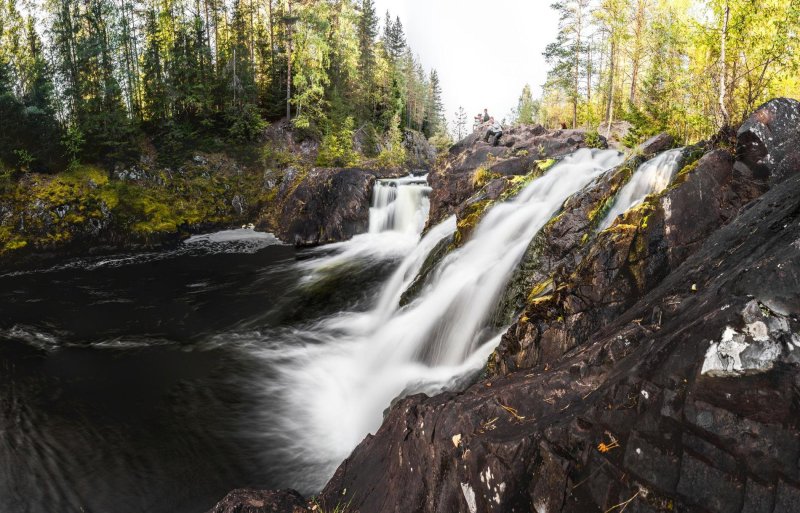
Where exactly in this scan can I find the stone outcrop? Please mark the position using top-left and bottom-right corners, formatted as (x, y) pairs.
(256, 167), (377, 246)
(736, 97), (800, 184)
(0, 153), (261, 262)
(404, 129), (438, 172)
(207, 489), (308, 513)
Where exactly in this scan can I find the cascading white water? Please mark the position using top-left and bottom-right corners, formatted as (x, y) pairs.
(295, 175), (432, 284)
(369, 175), (432, 234)
(599, 148), (684, 230)
(260, 149), (624, 491)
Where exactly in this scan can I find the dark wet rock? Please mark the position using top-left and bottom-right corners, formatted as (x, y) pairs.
(676, 453), (744, 513)
(490, 145), (769, 375)
(637, 133), (675, 156)
(257, 167), (376, 247)
(206, 489), (308, 513)
(399, 230), (454, 307)
(737, 98), (800, 184)
(404, 129), (437, 172)
(317, 167), (800, 513)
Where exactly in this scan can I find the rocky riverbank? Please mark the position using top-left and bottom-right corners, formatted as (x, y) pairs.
(210, 98), (800, 513)
(0, 126), (437, 264)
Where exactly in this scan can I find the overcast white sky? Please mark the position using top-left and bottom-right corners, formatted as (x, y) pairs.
(372, 1), (560, 128)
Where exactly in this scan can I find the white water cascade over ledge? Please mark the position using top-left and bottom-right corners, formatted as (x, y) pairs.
(258, 149), (625, 491)
(599, 148), (684, 230)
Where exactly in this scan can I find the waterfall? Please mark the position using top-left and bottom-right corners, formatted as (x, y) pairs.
(261, 149), (624, 491)
(369, 175), (432, 235)
(296, 175), (432, 284)
(599, 148), (684, 230)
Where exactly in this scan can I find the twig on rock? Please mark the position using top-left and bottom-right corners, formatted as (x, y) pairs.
(603, 489), (641, 513)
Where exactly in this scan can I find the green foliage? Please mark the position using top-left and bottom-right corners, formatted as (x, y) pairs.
(316, 117), (359, 167)
(584, 130), (604, 149)
(429, 129), (453, 154)
(514, 84), (538, 125)
(538, 0), (800, 142)
(62, 125), (85, 171)
(376, 113), (407, 168)
(227, 103), (268, 143)
(0, 0), (443, 174)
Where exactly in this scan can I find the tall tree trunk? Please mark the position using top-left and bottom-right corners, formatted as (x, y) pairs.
(605, 35), (616, 137)
(586, 38), (592, 103)
(286, 0), (292, 120)
(629, 0), (647, 105)
(718, 0), (730, 127)
(268, 0), (275, 69)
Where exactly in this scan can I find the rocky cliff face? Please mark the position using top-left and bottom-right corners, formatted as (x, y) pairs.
(209, 98), (800, 513)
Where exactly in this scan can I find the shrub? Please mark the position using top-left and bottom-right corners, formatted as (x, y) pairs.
(316, 117), (359, 167)
(376, 114), (407, 169)
(227, 103), (267, 143)
(584, 130), (605, 149)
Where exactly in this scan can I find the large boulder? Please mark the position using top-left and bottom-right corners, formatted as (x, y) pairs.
(310, 102), (800, 512)
(404, 129), (437, 173)
(256, 167), (376, 246)
(206, 489), (308, 513)
(736, 97), (800, 184)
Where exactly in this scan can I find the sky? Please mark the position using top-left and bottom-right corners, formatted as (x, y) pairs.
(372, 0), (560, 128)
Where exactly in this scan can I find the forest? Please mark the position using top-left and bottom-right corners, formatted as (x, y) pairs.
(0, 0), (447, 173)
(511, 0), (800, 145)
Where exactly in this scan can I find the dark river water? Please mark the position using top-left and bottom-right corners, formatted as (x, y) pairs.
(0, 231), (391, 513)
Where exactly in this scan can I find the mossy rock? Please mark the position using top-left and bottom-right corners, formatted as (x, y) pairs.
(399, 231), (456, 307)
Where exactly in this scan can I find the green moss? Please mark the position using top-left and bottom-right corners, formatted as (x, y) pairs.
(453, 199), (491, 246)
(536, 158), (556, 172)
(472, 167), (501, 188)
(0, 151), (266, 254)
(527, 278), (554, 303)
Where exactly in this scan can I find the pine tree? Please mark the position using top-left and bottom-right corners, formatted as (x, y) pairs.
(423, 68), (444, 137)
(453, 105), (467, 140)
(515, 83), (537, 125)
(356, 0), (378, 119)
(543, 0), (591, 129)
(385, 14), (406, 61)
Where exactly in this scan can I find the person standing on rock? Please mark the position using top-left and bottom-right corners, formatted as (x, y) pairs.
(483, 108), (490, 123)
(484, 117), (503, 146)
(473, 113), (482, 132)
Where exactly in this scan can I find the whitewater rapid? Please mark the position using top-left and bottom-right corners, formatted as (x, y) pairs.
(254, 150), (625, 491)
(599, 148), (684, 230)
